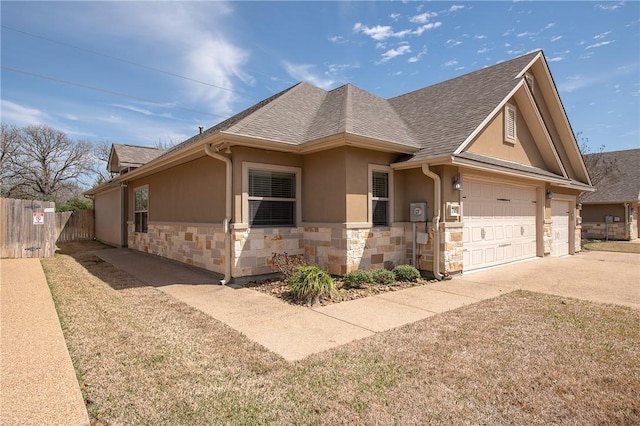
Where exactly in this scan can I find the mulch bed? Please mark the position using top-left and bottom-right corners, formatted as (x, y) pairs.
(246, 278), (437, 306)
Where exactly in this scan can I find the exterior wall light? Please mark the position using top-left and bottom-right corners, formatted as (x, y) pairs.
(546, 189), (553, 199)
(452, 174), (462, 191)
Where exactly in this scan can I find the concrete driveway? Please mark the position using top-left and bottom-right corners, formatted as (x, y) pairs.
(94, 248), (639, 361)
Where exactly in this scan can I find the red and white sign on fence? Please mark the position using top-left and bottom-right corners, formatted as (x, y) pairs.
(33, 212), (45, 225)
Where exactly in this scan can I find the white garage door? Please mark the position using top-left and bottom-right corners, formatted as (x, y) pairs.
(462, 179), (538, 271)
(551, 200), (570, 257)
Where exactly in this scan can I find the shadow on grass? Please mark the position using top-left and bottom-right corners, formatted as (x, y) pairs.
(54, 241), (224, 291)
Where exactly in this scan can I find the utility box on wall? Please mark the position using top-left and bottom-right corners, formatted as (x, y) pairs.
(410, 202), (428, 222)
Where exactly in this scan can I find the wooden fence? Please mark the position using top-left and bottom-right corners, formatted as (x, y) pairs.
(1, 198), (95, 258)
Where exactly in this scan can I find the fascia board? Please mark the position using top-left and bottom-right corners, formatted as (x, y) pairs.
(452, 156), (571, 185)
(516, 84), (568, 178)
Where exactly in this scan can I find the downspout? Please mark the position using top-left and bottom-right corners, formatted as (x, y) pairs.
(421, 164), (444, 280)
(624, 203), (630, 240)
(204, 143), (232, 285)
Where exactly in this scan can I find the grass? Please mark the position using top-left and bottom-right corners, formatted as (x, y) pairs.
(583, 239), (640, 254)
(43, 241), (640, 425)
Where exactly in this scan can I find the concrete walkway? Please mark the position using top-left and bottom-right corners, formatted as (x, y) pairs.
(1, 258), (89, 426)
(94, 248), (640, 361)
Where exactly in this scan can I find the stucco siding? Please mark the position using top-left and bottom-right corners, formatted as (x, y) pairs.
(94, 186), (123, 247)
(303, 148), (347, 223)
(128, 156), (226, 223)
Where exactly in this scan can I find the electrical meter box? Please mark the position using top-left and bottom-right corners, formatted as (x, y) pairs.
(410, 202), (428, 222)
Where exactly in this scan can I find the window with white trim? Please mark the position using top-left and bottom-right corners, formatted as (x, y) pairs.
(370, 166), (391, 227)
(247, 167), (299, 227)
(504, 104), (517, 144)
(134, 186), (148, 233)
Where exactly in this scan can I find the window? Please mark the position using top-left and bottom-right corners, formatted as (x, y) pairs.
(504, 104), (517, 144)
(247, 168), (297, 227)
(134, 187), (148, 233)
(370, 168), (390, 227)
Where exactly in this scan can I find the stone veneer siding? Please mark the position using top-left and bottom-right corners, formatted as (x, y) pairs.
(581, 222), (631, 241)
(128, 222), (226, 274)
(443, 223), (464, 274)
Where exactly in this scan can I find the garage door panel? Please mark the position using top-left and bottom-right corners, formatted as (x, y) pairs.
(462, 180), (538, 271)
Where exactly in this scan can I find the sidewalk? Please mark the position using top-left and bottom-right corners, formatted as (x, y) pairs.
(94, 248), (639, 361)
(0, 258), (89, 426)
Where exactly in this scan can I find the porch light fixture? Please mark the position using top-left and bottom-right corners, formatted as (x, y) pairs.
(452, 174), (462, 191)
(546, 189), (553, 199)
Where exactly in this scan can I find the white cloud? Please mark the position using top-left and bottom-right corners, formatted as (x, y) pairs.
(585, 40), (615, 49)
(325, 63), (359, 77)
(547, 56), (564, 62)
(413, 22), (442, 35)
(379, 44), (412, 63)
(408, 45), (428, 63)
(410, 11), (437, 23)
(517, 31), (536, 38)
(58, 2), (250, 117)
(477, 47), (491, 54)
(1, 100), (47, 126)
(64, 114), (79, 121)
(389, 13), (401, 21)
(329, 35), (346, 44)
(446, 39), (462, 47)
(594, 30), (612, 39)
(283, 62), (335, 89)
(448, 5), (465, 12)
(542, 22), (556, 31)
(550, 35), (563, 42)
(475, 35), (487, 39)
(353, 23), (396, 41)
(597, 1), (624, 10)
(443, 59), (459, 67)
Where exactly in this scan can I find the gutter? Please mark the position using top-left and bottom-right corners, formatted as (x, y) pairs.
(204, 143), (232, 285)
(421, 164), (444, 280)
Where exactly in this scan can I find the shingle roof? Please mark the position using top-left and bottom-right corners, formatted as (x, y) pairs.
(388, 51), (539, 160)
(111, 144), (166, 171)
(581, 149), (640, 203)
(145, 51), (543, 167)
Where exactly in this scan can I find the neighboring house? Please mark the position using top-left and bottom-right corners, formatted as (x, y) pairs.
(85, 50), (593, 284)
(91, 144), (166, 247)
(581, 149), (640, 241)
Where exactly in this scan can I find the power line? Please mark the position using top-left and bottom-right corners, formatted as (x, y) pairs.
(1, 24), (261, 99)
(2, 65), (230, 119)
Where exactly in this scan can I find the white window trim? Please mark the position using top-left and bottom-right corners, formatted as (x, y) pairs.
(241, 162), (302, 227)
(368, 164), (393, 227)
(133, 185), (149, 233)
(504, 103), (517, 145)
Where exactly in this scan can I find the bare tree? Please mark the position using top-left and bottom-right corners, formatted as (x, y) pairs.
(1, 124), (22, 191)
(91, 140), (117, 185)
(1, 125), (94, 202)
(577, 132), (618, 188)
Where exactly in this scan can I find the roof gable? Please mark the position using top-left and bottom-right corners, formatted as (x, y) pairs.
(582, 149), (640, 203)
(108, 144), (166, 173)
(388, 51), (540, 160)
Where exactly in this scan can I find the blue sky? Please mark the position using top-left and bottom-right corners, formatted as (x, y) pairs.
(2, 1), (639, 154)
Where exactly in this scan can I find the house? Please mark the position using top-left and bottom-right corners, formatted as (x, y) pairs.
(90, 144), (166, 247)
(581, 149), (639, 241)
(85, 50), (593, 284)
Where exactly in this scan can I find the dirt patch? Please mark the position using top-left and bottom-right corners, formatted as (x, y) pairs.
(44, 241), (640, 425)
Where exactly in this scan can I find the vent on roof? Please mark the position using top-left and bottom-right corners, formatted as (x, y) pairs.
(524, 73), (534, 94)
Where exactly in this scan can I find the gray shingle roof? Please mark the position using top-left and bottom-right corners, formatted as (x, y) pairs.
(388, 51), (539, 160)
(581, 149), (640, 203)
(456, 152), (565, 180)
(111, 144), (166, 171)
(148, 51), (544, 166)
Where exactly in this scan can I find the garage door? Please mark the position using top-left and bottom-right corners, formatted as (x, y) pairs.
(462, 179), (538, 271)
(551, 200), (570, 256)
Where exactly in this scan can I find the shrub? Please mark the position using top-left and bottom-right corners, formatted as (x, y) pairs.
(372, 268), (395, 285)
(393, 264), (421, 282)
(343, 269), (373, 289)
(289, 266), (336, 305)
(270, 252), (308, 283)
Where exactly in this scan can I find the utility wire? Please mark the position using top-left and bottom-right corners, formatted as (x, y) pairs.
(2, 66), (230, 119)
(1, 24), (263, 99)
